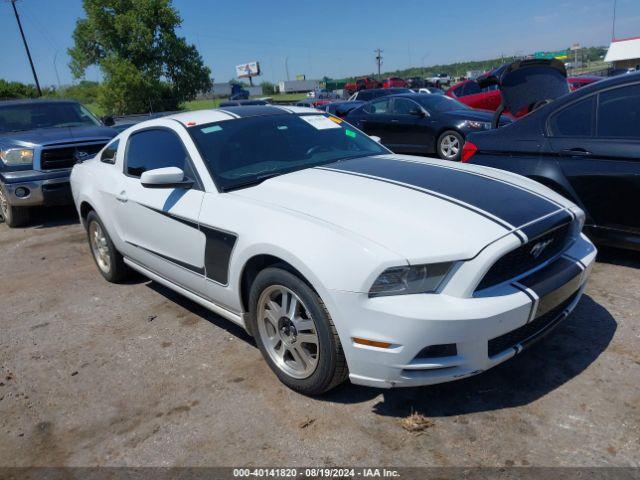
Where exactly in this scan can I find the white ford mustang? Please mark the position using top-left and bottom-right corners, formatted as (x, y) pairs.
(71, 105), (596, 394)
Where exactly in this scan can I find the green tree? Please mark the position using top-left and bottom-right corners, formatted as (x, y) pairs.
(260, 81), (276, 95)
(68, 0), (212, 114)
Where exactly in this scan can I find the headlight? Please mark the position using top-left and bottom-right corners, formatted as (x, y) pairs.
(464, 120), (491, 130)
(369, 263), (453, 297)
(0, 148), (34, 166)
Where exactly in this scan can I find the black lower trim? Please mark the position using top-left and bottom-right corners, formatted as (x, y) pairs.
(126, 241), (205, 275)
(518, 257), (582, 318)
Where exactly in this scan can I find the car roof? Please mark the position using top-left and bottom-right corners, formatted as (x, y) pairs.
(564, 71), (640, 99)
(167, 105), (319, 127)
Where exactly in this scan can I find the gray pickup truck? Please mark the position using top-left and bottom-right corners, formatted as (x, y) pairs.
(0, 99), (117, 227)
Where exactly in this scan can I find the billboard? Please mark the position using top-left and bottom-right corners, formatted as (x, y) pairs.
(534, 50), (568, 60)
(236, 61), (260, 78)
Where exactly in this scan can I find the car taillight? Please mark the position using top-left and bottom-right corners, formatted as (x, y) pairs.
(461, 141), (478, 163)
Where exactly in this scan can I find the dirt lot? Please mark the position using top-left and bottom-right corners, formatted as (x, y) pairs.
(0, 207), (639, 468)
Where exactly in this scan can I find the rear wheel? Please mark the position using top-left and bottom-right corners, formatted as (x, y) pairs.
(86, 211), (129, 282)
(437, 130), (464, 161)
(248, 267), (348, 395)
(0, 185), (29, 228)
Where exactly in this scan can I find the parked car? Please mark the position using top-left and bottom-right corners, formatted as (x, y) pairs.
(219, 100), (269, 107)
(229, 84), (249, 100)
(418, 87), (445, 95)
(382, 77), (408, 88)
(447, 79), (502, 111)
(346, 93), (511, 161)
(324, 100), (366, 118)
(344, 77), (380, 95)
(0, 99), (116, 227)
(567, 75), (602, 91)
(406, 76), (425, 89)
(70, 105), (595, 394)
(426, 73), (451, 87)
(348, 87), (412, 102)
(463, 72), (640, 251)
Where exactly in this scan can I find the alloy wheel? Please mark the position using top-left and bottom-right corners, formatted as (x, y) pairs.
(257, 285), (320, 379)
(89, 220), (111, 274)
(440, 134), (460, 160)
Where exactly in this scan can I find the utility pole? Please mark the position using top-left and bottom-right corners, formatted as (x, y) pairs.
(612, 0), (617, 40)
(375, 49), (383, 80)
(10, 0), (42, 96)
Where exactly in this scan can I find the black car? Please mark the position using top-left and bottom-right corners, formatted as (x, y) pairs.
(324, 100), (365, 118)
(464, 72), (640, 251)
(346, 93), (510, 161)
(348, 88), (411, 102)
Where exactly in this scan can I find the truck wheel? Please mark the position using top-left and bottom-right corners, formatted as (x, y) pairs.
(0, 185), (30, 228)
(248, 267), (348, 395)
(85, 211), (129, 283)
(437, 130), (464, 161)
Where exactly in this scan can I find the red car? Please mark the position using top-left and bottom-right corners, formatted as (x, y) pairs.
(344, 77), (380, 95)
(567, 75), (602, 91)
(446, 79), (502, 111)
(382, 77), (408, 88)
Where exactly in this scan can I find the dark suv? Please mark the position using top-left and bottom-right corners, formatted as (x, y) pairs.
(0, 99), (116, 227)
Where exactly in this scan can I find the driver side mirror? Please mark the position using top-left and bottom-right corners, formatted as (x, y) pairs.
(140, 167), (193, 189)
(410, 108), (427, 117)
(102, 115), (115, 127)
(369, 135), (382, 143)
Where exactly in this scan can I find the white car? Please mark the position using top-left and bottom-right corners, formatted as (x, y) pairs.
(70, 106), (596, 395)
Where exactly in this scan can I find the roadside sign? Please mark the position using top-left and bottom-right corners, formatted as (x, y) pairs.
(236, 61), (260, 78)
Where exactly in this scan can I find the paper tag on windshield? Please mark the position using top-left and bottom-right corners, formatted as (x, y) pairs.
(301, 115), (341, 130)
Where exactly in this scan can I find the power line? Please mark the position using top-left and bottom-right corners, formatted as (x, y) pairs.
(8, 0), (42, 95)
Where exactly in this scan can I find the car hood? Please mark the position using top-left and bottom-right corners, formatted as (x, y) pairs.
(0, 125), (116, 147)
(446, 109), (498, 122)
(232, 154), (573, 262)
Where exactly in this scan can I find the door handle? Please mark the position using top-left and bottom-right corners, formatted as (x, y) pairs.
(116, 191), (128, 203)
(560, 148), (592, 157)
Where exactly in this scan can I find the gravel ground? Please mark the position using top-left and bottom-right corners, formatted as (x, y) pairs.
(0, 207), (638, 468)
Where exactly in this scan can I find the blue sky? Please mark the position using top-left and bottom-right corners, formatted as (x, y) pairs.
(1, 0), (638, 87)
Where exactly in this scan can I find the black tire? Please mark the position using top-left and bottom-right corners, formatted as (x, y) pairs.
(0, 184), (30, 228)
(85, 211), (129, 283)
(247, 267), (348, 395)
(437, 130), (464, 162)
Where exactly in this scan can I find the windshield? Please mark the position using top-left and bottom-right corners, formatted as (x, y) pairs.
(414, 95), (469, 112)
(0, 102), (101, 133)
(189, 113), (389, 191)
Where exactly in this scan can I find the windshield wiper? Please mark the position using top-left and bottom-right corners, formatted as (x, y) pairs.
(223, 171), (284, 192)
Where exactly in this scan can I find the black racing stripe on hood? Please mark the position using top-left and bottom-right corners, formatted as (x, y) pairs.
(320, 157), (559, 230)
(520, 209), (573, 241)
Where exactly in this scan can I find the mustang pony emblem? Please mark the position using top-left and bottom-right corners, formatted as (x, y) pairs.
(530, 238), (554, 258)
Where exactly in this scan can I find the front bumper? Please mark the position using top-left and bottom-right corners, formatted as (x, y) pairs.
(329, 233), (597, 388)
(0, 169), (72, 207)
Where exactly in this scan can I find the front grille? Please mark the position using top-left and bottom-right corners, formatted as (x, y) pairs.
(488, 291), (578, 357)
(476, 223), (571, 291)
(40, 143), (106, 170)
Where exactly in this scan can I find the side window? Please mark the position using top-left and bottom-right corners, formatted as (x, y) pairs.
(125, 129), (188, 177)
(597, 84), (640, 139)
(549, 97), (594, 137)
(366, 98), (391, 114)
(392, 98), (419, 115)
(453, 86), (464, 97)
(100, 139), (119, 165)
(461, 81), (482, 96)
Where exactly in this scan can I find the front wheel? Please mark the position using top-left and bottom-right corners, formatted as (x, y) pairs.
(86, 211), (129, 283)
(0, 185), (30, 228)
(248, 267), (348, 395)
(437, 130), (464, 161)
